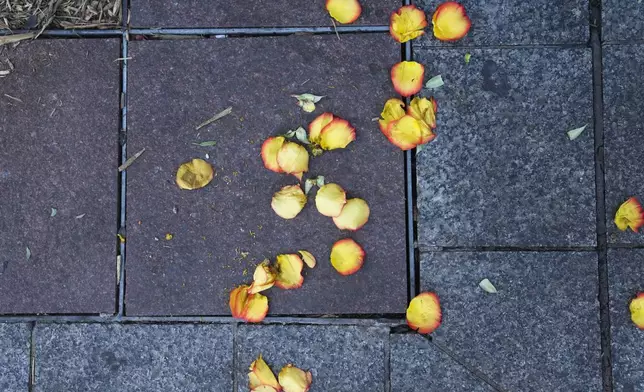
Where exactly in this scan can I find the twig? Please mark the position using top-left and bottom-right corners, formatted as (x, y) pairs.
(0, 32), (36, 46)
(4, 94), (23, 103)
(118, 148), (146, 172)
(195, 106), (232, 130)
(331, 19), (340, 40)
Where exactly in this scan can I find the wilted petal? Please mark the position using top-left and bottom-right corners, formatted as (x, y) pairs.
(630, 293), (644, 329)
(408, 96), (438, 130)
(333, 198), (370, 231)
(614, 197), (644, 232)
(278, 364), (312, 392)
(271, 185), (307, 220)
(432, 1), (471, 42)
(319, 118), (356, 150)
(386, 115), (423, 150)
(261, 136), (286, 173)
(229, 285), (250, 319)
(176, 158), (215, 190)
(309, 112), (334, 144)
(298, 250), (317, 268)
(248, 260), (277, 294)
(391, 61), (425, 97)
(390, 5), (428, 43)
(406, 292), (442, 334)
(379, 98), (406, 135)
(330, 238), (365, 276)
(326, 0), (362, 24)
(249, 354), (281, 390)
(315, 183), (347, 217)
(243, 292), (269, 323)
(252, 387), (280, 392)
(275, 254), (305, 289)
(277, 142), (309, 178)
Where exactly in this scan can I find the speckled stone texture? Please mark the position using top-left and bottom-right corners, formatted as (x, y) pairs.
(0, 40), (119, 313)
(608, 249), (644, 391)
(390, 334), (494, 392)
(603, 45), (644, 245)
(130, 0), (396, 28)
(414, 48), (595, 248)
(413, 0), (588, 46)
(603, 0), (644, 42)
(236, 324), (387, 392)
(0, 324), (30, 392)
(126, 35), (406, 315)
(34, 323), (233, 392)
(420, 251), (601, 392)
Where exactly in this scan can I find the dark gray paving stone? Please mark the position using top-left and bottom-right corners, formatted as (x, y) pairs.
(413, 0), (588, 46)
(126, 35), (406, 315)
(603, 45), (644, 245)
(415, 48), (595, 248)
(603, 0), (644, 42)
(236, 324), (387, 392)
(420, 251), (601, 392)
(608, 249), (644, 391)
(0, 40), (119, 313)
(34, 323), (233, 392)
(390, 334), (494, 392)
(131, 0), (396, 28)
(0, 324), (30, 392)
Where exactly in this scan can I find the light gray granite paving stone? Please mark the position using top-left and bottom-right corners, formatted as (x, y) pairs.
(0, 323), (30, 392)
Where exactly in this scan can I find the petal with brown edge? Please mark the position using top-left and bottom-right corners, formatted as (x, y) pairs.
(391, 61), (425, 97)
(315, 183), (347, 217)
(406, 292), (442, 334)
(298, 250), (317, 268)
(419, 119), (436, 145)
(326, 0), (362, 24)
(379, 98), (406, 135)
(432, 1), (471, 42)
(278, 364), (312, 392)
(386, 115), (423, 150)
(176, 158), (215, 190)
(275, 254), (304, 290)
(390, 5), (428, 43)
(615, 197), (644, 232)
(243, 292), (269, 323)
(252, 387), (280, 392)
(261, 136), (286, 173)
(330, 238), (365, 276)
(319, 118), (356, 150)
(248, 260), (277, 294)
(248, 354), (281, 390)
(277, 142), (309, 178)
(630, 293), (644, 329)
(333, 198), (370, 231)
(229, 285), (249, 319)
(271, 185), (307, 220)
(309, 112), (334, 144)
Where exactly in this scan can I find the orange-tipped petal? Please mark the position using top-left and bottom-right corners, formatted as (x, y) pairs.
(298, 250), (317, 268)
(175, 158), (215, 190)
(630, 293), (644, 329)
(408, 97), (438, 129)
(330, 238), (365, 276)
(271, 185), (307, 220)
(277, 142), (309, 177)
(249, 354), (281, 390)
(418, 120), (437, 145)
(278, 364), (313, 392)
(379, 98), (406, 135)
(615, 197), (644, 232)
(248, 260), (277, 294)
(315, 183), (347, 217)
(385, 115), (423, 150)
(309, 112), (334, 144)
(229, 285), (250, 319)
(432, 1), (471, 42)
(326, 0), (362, 24)
(406, 292), (442, 334)
(261, 136), (286, 173)
(391, 61), (425, 97)
(243, 292), (269, 323)
(390, 5), (428, 43)
(252, 387), (280, 392)
(333, 198), (370, 231)
(319, 118), (356, 150)
(275, 254), (305, 289)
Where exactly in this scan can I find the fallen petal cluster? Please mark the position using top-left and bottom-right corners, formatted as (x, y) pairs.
(248, 355), (312, 392)
(379, 96), (437, 150)
(230, 285), (269, 323)
(308, 112), (356, 151)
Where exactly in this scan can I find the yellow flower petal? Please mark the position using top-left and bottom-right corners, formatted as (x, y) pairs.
(330, 238), (365, 276)
(277, 141), (309, 178)
(319, 118), (356, 150)
(230, 285), (269, 323)
(309, 112), (334, 144)
(333, 198), (370, 231)
(229, 285), (249, 319)
(248, 260), (277, 294)
(408, 97), (438, 129)
(385, 115), (423, 150)
(298, 250), (317, 268)
(406, 292), (442, 334)
(432, 1), (471, 42)
(379, 98), (406, 135)
(326, 0), (362, 24)
(252, 387), (279, 392)
(315, 183), (347, 217)
(278, 364), (313, 392)
(261, 136), (286, 173)
(175, 158), (214, 190)
(275, 254), (304, 289)
(271, 185), (307, 220)
(630, 293), (644, 329)
(390, 5), (428, 43)
(391, 61), (425, 98)
(249, 354), (281, 391)
(614, 197), (644, 232)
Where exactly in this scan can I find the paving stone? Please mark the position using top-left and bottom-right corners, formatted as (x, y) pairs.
(236, 324), (387, 392)
(0, 324), (30, 392)
(131, 0), (396, 28)
(390, 334), (494, 392)
(603, 0), (644, 42)
(603, 45), (644, 245)
(608, 249), (644, 391)
(413, 0), (588, 46)
(0, 40), (119, 313)
(126, 35), (406, 315)
(420, 251), (601, 392)
(34, 323), (233, 392)
(414, 48), (595, 248)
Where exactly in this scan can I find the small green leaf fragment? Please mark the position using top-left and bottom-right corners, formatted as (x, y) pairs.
(567, 124), (587, 141)
(425, 75), (444, 89)
(304, 179), (315, 195)
(464, 53), (472, 64)
(26, 247), (31, 260)
(416, 145), (424, 155)
(316, 176), (325, 187)
(294, 126), (311, 144)
(291, 93), (324, 103)
(50, 208), (57, 217)
(192, 141), (217, 147)
(479, 278), (498, 293)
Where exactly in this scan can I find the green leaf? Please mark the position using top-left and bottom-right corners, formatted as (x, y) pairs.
(425, 75), (444, 89)
(294, 127), (310, 145)
(316, 176), (325, 187)
(26, 246), (31, 260)
(50, 208), (57, 217)
(291, 93), (324, 103)
(192, 141), (217, 147)
(478, 278), (498, 293)
(464, 53), (472, 64)
(566, 124), (587, 141)
(304, 179), (315, 195)
(416, 145), (424, 155)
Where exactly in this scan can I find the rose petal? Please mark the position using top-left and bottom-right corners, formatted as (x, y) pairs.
(309, 112), (334, 144)
(330, 238), (365, 276)
(319, 118), (356, 150)
(271, 185), (307, 220)
(432, 1), (471, 42)
(391, 61), (425, 97)
(243, 292), (269, 323)
(248, 260), (277, 294)
(277, 142), (309, 178)
(326, 0), (362, 24)
(298, 250), (317, 268)
(390, 5), (428, 43)
(175, 158), (215, 190)
(630, 293), (644, 329)
(385, 115), (423, 150)
(614, 197), (644, 232)
(333, 198), (370, 231)
(252, 387), (279, 392)
(249, 354), (281, 390)
(315, 183), (347, 217)
(379, 98), (406, 135)
(278, 364), (313, 392)
(275, 254), (304, 289)
(406, 292), (442, 334)
(261, 136), (286, 173)
(407, 96), (437, 130)
(229, 285), (249, 319)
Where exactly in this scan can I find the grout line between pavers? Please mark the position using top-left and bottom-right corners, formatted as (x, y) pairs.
(384, 332), (391, 392)
(117, 32), (129, 317)
(28, 322), (35, 392)
(418, 246), (598, 253)
(232, 322), (239, 392)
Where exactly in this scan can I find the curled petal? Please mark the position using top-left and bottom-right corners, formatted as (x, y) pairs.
(277, 142), (309, 178)
(419, 120), (437, 145)
(261, 136), (286, 173)
(252, 387), (280, 392)
(333, 198), (370, 231)
(309, 112), (334, 144)
(249, 354), (281, 390)
(408, 97), (437, 129)
(330, 238), (365, 276)
(275, 254), (305, 289)
(630, 293), (644, 329)
(390, 5), (428, 43)
(379, 98), (406, 135)
(406, 292), (442, 334)
(271, 185), (307, 220)
(326, 0), (362, 24)
(391, 61), (425, 97)
(386, 115), (423, 150)
(432, 1), (471, 42)
(298, 250), (317, 268)
(319, 118), (356, 150)
(230, 285), (269, 323)
(229, 285), (250, 319)
(315, 183), (347, 217)
(278, 364), (313, 392)
(614, 197), (644, 232)
(249, 260), (277, 294)
(176, 158), (214, 190)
